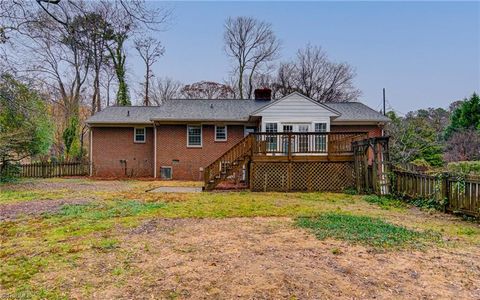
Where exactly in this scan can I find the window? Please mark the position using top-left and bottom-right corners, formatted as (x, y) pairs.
(265, 123), (278, 152)
(314, 123), (327, 152)
(265, 123), (277, 133)
(134, 128), (146, 143)
(315, 123), (327, 132)
(215, 125), (227, 141)
(244, 126), (257, 137)
(187, 125), (202, 147)
(160, 166), (172, 180)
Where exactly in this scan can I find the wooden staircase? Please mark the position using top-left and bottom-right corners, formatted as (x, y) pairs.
(203, 135), (253, 191)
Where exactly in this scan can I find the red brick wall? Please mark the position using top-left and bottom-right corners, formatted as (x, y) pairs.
(156, 124), (245, 181)
(330, 124), (383, 138)
(90, 123), (383, 180)
(91, 127), (154, 177)
(331, 124), (384, 164)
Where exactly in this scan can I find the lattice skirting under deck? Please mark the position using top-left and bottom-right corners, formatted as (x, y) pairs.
(250, 161), (355, 192)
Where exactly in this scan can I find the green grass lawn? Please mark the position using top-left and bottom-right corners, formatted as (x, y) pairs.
(1, 178), (479, 299)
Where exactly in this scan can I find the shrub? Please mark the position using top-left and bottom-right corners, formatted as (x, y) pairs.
(363, 195), (406, 210)
(0, 163), (21, 183)
(447, 161), (480, 175)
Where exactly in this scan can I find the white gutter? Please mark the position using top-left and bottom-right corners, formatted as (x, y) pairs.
(153, 124), (157, 179)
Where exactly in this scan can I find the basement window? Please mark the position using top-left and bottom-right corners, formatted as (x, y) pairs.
(215, 125), (227, 141)
(160, 166), (172, 180)
(134, 128), (146, 143)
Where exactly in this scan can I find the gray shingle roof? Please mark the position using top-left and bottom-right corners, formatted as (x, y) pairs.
(86, 98), (389, 125)
(86, 99), (268, 124)
(325, 102), (390, 122)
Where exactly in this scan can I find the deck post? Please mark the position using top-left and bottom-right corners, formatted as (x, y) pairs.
(287, 133), (292, 161)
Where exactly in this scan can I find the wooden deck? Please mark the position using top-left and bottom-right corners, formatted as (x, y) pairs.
(204, 132), (368, 191)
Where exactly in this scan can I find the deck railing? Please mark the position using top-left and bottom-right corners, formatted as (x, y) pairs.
(250, 132), (368, 156)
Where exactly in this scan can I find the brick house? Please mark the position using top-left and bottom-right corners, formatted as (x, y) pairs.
(86, 91), (389, 187)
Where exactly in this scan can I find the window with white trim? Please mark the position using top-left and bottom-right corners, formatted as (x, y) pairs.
(315, 123), (327, 132)
(187, 125), (202, 147)
(265, 123), (277, 133)
(134, 128), (146, 143)
(215, 125), (227, 141)
(314, 123), (327, 152)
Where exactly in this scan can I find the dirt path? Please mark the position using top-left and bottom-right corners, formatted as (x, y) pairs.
(63, 217), (480, 299)
(0, 198), (91, 220)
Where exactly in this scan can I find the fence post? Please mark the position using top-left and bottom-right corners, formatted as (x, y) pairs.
(442, 172), (450, 213)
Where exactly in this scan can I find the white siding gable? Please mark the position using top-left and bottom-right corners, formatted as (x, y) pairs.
(252, 93), (339, 132)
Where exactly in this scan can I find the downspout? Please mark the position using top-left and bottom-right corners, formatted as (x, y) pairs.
(89, 127), (93, 176)
(154, 123), (157, 179)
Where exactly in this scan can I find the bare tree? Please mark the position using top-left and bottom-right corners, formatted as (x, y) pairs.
(444, 129), (480, 162)
(223, 16), (280, 99)
(180, 81), (234, 99)
(100, 61), (117, 107)
(150, 77), (181, 105)
(4, 0), (172, 108)
(66, 10), (112, 115)
(276, 44), (361, 102)
(134, 36), (164, 106)
(0, 0), (171, 158)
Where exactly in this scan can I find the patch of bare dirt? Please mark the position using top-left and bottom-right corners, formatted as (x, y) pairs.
(0, 198), (92, 220)
(1, 178), (133, 192)
(63, 218), (480, 299)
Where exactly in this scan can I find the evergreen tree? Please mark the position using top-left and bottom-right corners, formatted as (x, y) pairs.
(0, 74), (54, 179)
(445, 93), (480, 138)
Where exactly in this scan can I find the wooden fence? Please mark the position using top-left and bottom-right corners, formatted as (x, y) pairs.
(393, 168), (480, 217)
(1, 161), (90, 178)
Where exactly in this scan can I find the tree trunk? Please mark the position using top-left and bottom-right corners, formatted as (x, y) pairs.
(238, 66), (244, 99)
(144, 64), (150, 106)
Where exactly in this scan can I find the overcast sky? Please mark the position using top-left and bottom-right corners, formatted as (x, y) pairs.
(129, 1), (480, 114)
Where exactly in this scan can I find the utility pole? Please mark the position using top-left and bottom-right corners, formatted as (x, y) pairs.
(383, 88), (386, 116)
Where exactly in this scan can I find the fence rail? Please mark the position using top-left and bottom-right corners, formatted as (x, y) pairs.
(1, 161), (90, 178)
(393, 168), (480, 217)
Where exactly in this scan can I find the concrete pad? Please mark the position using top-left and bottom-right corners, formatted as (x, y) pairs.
(149, 186), (203, 193)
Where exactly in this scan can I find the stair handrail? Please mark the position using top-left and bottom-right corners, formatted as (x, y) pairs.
(204, 134), (253, 186)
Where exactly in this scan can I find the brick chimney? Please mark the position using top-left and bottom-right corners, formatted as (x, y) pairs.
(254, 88), (272, 100)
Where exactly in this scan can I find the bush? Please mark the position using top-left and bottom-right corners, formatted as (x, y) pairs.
(447, 161), (480, 175)
(411, 158), (432, 170)
(0, 163), (21, 183)
(363, 195), (406, 210)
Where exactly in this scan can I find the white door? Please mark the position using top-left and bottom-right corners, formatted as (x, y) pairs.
(297, 124), (309, 152)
